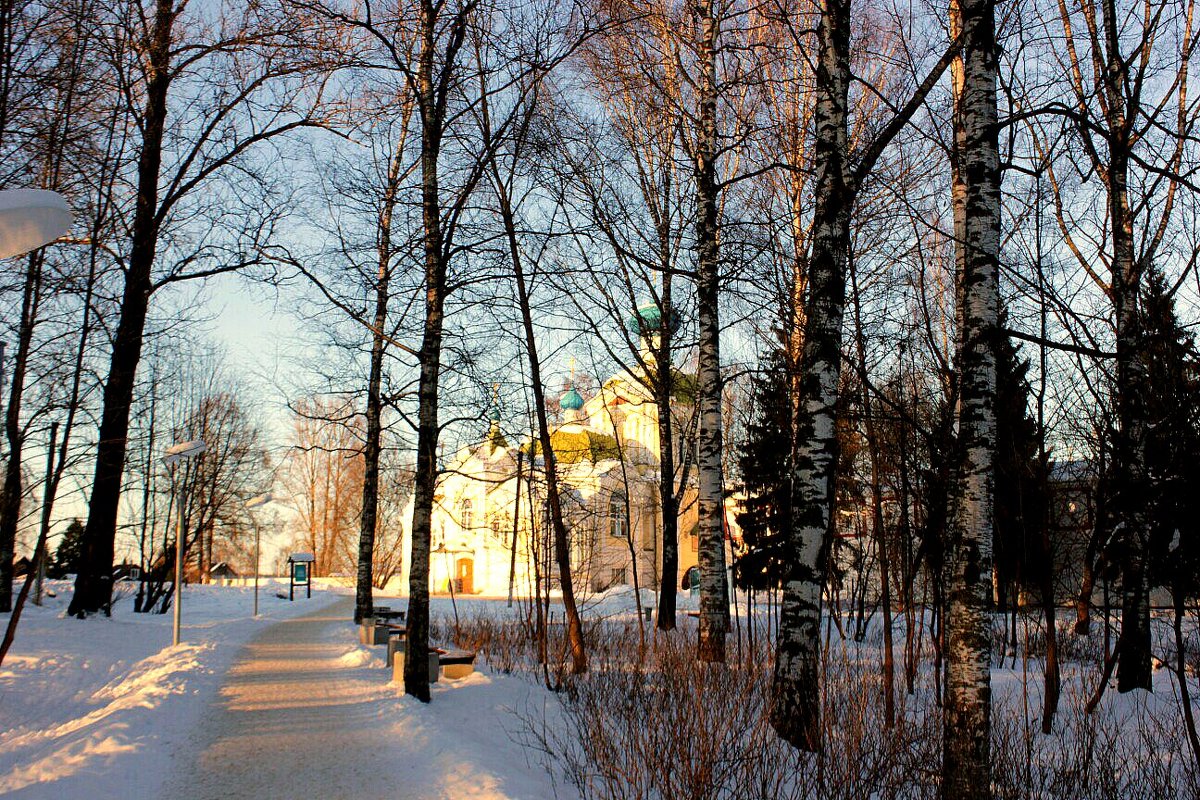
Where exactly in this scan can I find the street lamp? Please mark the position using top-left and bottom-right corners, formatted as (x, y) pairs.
(163, 439), (207, 646)
(0, 189), (72, 259)
(245, 492), (272, 617)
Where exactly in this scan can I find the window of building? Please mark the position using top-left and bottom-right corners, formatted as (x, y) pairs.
(490, 513), (510, 542)
(642, 505), (657, 552)
(459, 498), (473, 530)
(609, 492), (627, 538)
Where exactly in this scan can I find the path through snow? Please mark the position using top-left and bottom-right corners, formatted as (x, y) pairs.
(158, 596), (568, 800)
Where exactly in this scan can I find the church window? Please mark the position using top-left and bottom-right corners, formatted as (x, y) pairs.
(459, 498), (473, 530)
(609, 492), (627, 538)
(642, 504), (657, 552)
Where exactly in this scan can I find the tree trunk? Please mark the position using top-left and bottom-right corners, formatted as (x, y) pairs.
(70, 0), (175, 617)
(403, 0), (451, 698)
(655, 288), (680, 631)
(692, 0), (729, 665)
(1106, 31), (1151, 691)
(942, 0), (999, 793)
(770, 0), (851, 752)
(493, 149), (587, 674)
(355, 151), (402, 624)
(0, 252), (42, 611)
(1172, 585), (1200, 773)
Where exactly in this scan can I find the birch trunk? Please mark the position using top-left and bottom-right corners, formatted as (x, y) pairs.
(770, 0), (850, 751)
(693, 0), (729, 663)
(942, 0), (998, 793)
(1104, 0), (1151, 689)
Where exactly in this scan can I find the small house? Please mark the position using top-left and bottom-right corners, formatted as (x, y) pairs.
(209, 562), (239, 584)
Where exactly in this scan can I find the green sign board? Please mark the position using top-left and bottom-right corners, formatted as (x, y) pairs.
(293, 562), (308, 583)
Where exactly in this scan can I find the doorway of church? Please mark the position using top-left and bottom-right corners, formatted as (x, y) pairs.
(456, 558), (474, 594)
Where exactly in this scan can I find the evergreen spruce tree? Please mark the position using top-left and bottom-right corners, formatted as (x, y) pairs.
(1139, 271), (1200, 597)
(51, 520), (85, 578)
(992, 312), (1048, 609)
(734, 347), (792, 590)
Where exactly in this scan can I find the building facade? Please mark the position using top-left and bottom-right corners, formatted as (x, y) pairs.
(399, 311), (701, 597)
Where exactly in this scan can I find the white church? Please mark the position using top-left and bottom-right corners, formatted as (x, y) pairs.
(398, 306), (703, 597)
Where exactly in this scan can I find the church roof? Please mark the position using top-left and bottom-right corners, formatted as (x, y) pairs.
(628, 303), (682, 338)
(560, 387), (584, 410)
(601, 367), (697, 405)
(526, 429), (621, 464)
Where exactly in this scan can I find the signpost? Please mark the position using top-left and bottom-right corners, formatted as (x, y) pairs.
(287, 552), (314, 600)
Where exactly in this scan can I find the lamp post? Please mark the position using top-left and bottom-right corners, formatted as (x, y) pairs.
(163, 439), (206, 646)
(245, 492), (272, 617)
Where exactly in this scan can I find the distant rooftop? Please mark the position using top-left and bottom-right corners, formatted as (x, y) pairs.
(1049, 460), (1092, 482)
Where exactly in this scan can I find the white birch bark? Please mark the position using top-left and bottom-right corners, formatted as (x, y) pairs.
(770, 0), (850, 751)
(942, 0), (998, 793)
(693, 0), (729, 663)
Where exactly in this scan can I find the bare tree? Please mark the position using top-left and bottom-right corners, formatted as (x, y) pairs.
(1022, 0), (1200, 694)
(770, 0), (959, 751)
(941, 0), (999, 793)
(282, 398), (364, 577)
(70, 0), (337, 615)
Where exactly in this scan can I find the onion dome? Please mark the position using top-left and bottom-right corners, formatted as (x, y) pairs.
(560, 387), (584, 411)
(627, 303), (681, 338)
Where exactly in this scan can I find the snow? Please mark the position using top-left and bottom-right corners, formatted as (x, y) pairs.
(0, 579), (574, 800)
(2, 579), (1192, 799)
(0, 579), (345, 798)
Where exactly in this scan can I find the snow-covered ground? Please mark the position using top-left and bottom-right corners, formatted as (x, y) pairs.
(2, 580), (1194, 799)
(0, 580), (584, 800)
(0, 579), (345, 798)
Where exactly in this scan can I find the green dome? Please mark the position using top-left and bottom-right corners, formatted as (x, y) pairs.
(560, 387), (584, 410)
(627, 303), (681, 338)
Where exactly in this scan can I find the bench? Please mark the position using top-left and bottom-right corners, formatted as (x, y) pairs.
(374, 609), (405, 622)
(360, 619), (405, 646)
(390, 642), (440, 684)
(384, 627), (408, 667)
(437, 648), (477, 680)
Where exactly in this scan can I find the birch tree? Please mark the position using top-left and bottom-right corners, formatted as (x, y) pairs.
(941, 0), (999, 792)
(770, 0), (960, 750)
(688, 0), (732, 663)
